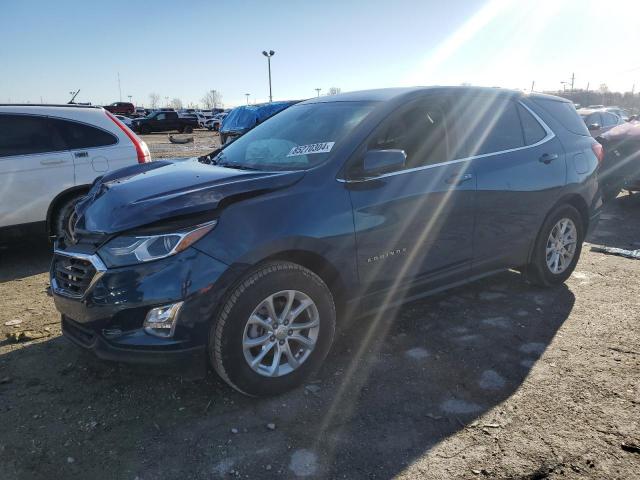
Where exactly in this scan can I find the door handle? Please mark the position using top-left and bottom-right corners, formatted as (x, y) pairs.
(40, 159), (65, 165)
(539, 153), (559, 164)
(445, 172), (473, 185)
(74, 151), (89, 158)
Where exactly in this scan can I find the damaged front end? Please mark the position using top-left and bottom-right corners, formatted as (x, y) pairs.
(50, 156), (304, 367)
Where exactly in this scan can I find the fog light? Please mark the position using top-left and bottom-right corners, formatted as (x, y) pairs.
(143, 302), (183, 338)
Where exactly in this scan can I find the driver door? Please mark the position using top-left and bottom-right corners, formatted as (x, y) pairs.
(345, 96), (476, 301)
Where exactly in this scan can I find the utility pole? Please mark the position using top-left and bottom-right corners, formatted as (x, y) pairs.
(127, 95), (132, 104)
(245, 93), (250, 105)
(117, 72), (122, 101)
(570, 72), (575, 92)
(530, 81), (535, 93)
(262, 50), (275, 102)
(315, 88), (321, 97)
(586, 82), (590, 92)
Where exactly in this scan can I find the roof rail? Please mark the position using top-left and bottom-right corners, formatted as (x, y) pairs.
(0, 104), (101, 109)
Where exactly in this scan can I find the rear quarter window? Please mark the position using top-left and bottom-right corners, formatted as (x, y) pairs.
(517, 104), (547, 145)
(531, 98), (590, 136)
(50, 118), (118, 150)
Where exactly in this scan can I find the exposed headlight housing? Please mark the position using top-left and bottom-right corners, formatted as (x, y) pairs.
(98, 220), (217, 267)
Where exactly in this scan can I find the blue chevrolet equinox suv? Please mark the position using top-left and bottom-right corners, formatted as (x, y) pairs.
(51, 87), (602, 396)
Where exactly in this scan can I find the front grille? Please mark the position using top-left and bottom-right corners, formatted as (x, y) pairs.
(53, 255), (97, 297)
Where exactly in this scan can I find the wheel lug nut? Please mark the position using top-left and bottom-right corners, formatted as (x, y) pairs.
(279, 340), (285, 345)
(284, 320), (289, 326)
(270, 336), (276, 341)
(273, 323), (278, 328)
(288, 329), (293, 335)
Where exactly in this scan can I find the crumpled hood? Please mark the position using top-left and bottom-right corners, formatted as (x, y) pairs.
(74, 158), (305, 235)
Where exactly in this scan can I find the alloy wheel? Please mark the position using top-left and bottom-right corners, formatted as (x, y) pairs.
(242, 290), (320, 377)
(545, 218), (577, 274)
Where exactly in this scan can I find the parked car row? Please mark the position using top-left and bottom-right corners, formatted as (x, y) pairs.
(46, 87), (605, 397)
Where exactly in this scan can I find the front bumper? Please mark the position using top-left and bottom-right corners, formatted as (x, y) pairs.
(51, 246), (231, 366)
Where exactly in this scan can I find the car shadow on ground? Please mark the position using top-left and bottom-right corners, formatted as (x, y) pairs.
(0, 267), (574, 479)
(587, 191), (640, 250)
(0, 238), (51, 282)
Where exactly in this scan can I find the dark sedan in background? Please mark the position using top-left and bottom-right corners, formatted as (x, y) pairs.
(598, 120), (640, 200)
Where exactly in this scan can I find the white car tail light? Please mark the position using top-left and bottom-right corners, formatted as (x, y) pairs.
(104, 110), (151, 164)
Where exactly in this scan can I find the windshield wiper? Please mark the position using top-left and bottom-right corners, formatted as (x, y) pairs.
(217, 162), (262, 171)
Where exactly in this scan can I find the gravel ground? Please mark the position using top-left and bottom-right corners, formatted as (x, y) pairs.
(0, 167), (639, 478)
(141, 129), (221, 159)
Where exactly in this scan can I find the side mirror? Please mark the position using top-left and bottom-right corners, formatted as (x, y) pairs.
(588, 123), (600, 131)
(363, 149), (406, 176)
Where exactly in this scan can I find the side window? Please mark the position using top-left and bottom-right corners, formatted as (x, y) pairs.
(366, 101), (449, 170)
(464, 99), (524, 156)
(0, 114), (65, 157)
(157, 113), (166, 121)
(50, 118), (117, 150)
(517, 104), (547, 145)
(587, 113), (602, 126)
(601, 113), (618, 127)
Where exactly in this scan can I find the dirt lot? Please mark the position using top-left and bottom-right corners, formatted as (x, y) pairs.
(141, 129), (221, 159)
(1, 152), (639, 478)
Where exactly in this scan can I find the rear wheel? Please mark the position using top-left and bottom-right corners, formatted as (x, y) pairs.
(183, 125), (194, 134)
(525, 204), (584, 286)
(209, 262), (336, 397)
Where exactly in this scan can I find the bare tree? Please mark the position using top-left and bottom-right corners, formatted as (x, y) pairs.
(201, 89), (223, 109)
(328, 87), (342, 96)
(170, 97), (183, 110)
(149, 92), (160, 109)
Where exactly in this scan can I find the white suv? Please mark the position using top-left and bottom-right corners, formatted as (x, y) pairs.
(0, 104), (151, 240)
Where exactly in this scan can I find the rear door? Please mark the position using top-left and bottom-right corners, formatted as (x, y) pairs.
(50, 117), (120, 186)
(460, 96), (566, 272)
(346, 95), (476, 298)
(0, 114), (73, 227)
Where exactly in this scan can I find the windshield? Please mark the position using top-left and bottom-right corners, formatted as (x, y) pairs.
(212, 102), (375, 171)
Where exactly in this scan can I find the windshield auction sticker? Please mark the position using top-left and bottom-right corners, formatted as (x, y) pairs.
(287, 142), (335, 157)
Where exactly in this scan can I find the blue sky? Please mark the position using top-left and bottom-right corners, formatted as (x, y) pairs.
(2, 0), (639, 107)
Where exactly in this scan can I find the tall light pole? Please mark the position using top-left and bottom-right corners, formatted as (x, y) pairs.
(245, 93), (250, 105)
(315, 88), (321, 97)
(127, 95), (132, 104)
(262, 50), (275, 102)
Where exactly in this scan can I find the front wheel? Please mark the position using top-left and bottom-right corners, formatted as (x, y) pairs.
(209, 262), (336, 397)
(525, 204), (584, 287)
(52, 194), (84, 241)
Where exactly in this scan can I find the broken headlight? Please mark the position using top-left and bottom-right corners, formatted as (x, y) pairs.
(98, 220), (217, 267)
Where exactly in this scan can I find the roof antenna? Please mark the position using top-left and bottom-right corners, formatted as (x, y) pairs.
(68, 89), (80, 104)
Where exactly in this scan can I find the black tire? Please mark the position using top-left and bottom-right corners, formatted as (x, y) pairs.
(52, 194), (83, 240)
(177, 126), (185, 133)
(209, 262), (336, 397)
(525, 204), (584, 287)
(140, 125), (151, 134)
(183, 125), (194, 134)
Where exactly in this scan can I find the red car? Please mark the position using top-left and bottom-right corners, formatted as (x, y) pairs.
(103, 102), (135, 115)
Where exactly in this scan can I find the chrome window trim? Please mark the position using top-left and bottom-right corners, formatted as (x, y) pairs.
(338, 99), (555, 184)
(51, 249), (107, 300)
